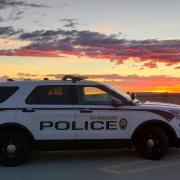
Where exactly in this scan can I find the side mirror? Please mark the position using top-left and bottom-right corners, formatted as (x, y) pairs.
(112, 98), (123, 107)
(130, 93), (136, 101)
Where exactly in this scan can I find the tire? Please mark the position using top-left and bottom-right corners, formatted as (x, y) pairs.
(0, 130), (32, 166)
(134, 126), (169, 160)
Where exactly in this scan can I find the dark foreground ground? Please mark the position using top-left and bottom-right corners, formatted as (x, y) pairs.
(1, 148), (180, 180)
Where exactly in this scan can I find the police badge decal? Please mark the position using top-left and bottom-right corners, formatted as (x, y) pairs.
(119, 119), (128, 129)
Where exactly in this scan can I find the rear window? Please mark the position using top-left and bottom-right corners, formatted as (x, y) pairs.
(26, 85), (70, 105)
(0, 87), (19, 103)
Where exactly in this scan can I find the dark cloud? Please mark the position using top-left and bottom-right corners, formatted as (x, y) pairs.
(60, 18), (79, 28)
(4, 8), (24, 22)
(0, 0), (48, 9)
(0, 26), (180, 67)
(17, 72), (39, 77)
(0, 26), (23, 36)
(0, 0), (49, 22)
(19, 29), (66, 40)
(143, 61), (157, 68)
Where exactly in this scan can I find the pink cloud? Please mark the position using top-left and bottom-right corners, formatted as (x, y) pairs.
(0, 27), (180, 68)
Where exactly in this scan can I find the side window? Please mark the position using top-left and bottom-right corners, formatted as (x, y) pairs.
(82, 86), (113, 105)
(0, 87), (19, 103)
(26, 86), (68, 105)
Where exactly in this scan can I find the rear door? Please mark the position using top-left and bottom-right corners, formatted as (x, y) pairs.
(16, 85), (77, 140)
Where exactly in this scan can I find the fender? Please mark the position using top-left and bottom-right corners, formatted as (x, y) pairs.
(132, 119), (177, 145)
(0, 122), (35, 142)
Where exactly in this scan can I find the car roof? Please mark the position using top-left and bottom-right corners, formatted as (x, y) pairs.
(0, 79), (104, 86)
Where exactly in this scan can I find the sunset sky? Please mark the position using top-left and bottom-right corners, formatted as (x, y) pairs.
(0, 0), (180, 92)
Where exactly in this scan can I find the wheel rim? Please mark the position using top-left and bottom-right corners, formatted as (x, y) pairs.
(1, 138), (23, 160)
(144, 134), (161, 153)
(7, 144), (17, 154)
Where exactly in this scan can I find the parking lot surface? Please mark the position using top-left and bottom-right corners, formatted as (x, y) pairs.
(1, 148), (180, 180)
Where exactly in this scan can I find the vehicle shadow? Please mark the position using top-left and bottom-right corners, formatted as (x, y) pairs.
(28, 148), (180, 165)
(29, 148), (138, 164)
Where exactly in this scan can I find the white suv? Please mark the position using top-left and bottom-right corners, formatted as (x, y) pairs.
(0, 75), (180, 166)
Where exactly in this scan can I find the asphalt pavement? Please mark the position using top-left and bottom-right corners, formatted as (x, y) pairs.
(1, 148), (180, 180)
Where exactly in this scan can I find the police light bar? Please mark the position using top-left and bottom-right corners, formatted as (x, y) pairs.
(62, 75), (88, 82)
(7, 78), (15, 81)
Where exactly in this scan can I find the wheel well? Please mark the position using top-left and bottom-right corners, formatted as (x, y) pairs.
(132, 120), (177, 146)
(0, 123), (35, 144)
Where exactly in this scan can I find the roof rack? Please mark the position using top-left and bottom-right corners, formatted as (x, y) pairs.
(62, 75), (88, 83)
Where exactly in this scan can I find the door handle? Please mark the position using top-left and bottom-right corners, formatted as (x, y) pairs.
(22, 108), (35, 112)
(80, 109), (93, 113)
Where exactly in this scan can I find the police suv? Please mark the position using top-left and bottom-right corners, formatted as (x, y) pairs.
(0, 75), (180, 166)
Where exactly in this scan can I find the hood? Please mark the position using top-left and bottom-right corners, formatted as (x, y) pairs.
(137, 101), (180, 111)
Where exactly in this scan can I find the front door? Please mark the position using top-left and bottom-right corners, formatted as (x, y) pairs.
(75, 86), (131, 140)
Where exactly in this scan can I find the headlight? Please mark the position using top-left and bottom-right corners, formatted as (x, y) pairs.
(169, 110), (180, 120)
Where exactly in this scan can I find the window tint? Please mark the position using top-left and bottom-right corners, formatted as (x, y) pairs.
(82, 86), (113, 105)
(26, 86), (69, 105)
(0, 87), (19, 103)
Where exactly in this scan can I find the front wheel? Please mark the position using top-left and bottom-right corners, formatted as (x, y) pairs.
(134, 126), (169, 160)
(0, 130), (32, 166)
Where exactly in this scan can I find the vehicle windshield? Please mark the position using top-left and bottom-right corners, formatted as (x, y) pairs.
(105, 84), (132, 102)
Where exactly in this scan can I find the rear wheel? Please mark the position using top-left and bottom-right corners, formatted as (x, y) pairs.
(0, 130), (32, 166)
(134, 126), (169, 160)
